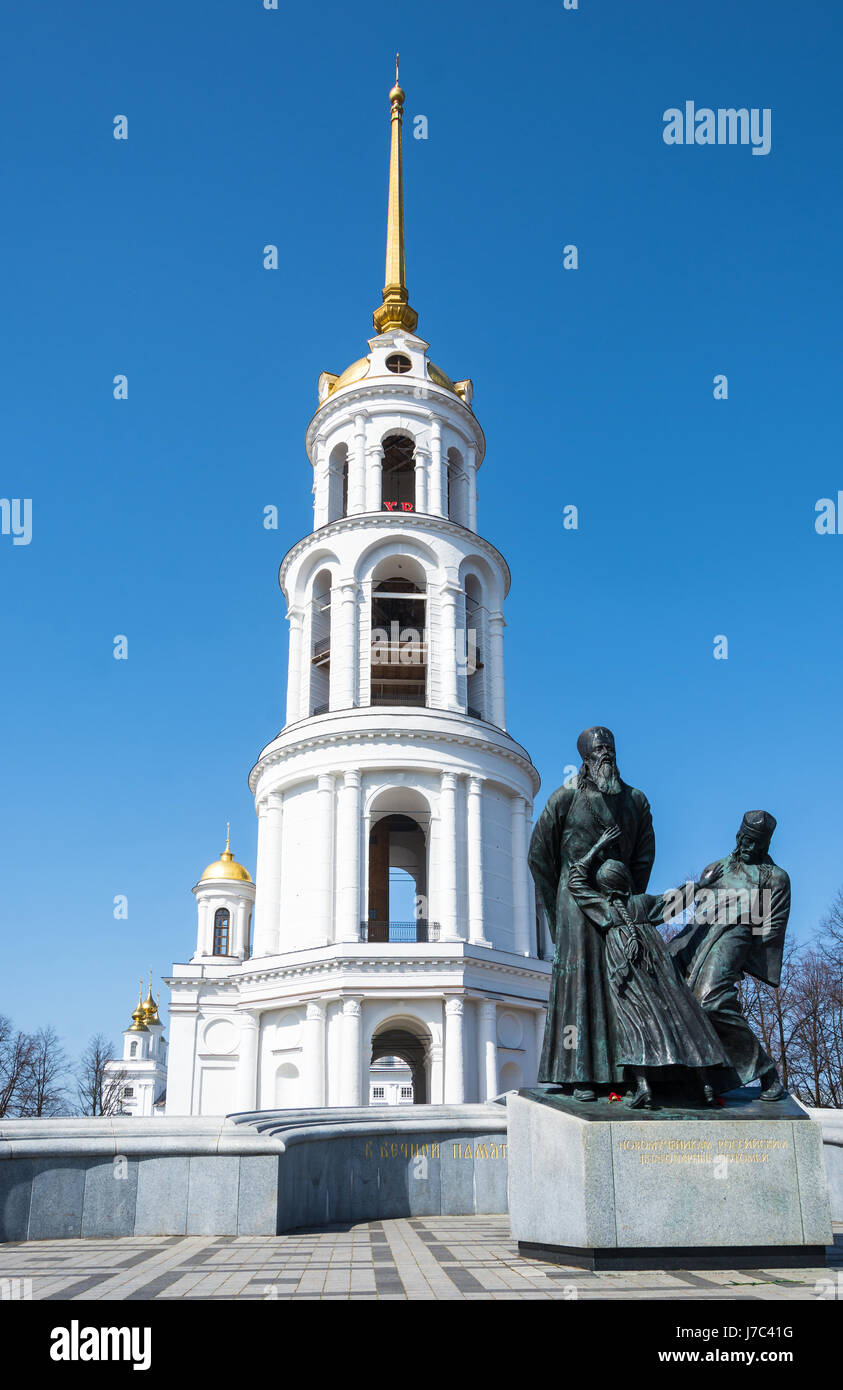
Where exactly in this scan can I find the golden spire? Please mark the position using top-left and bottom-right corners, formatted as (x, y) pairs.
(372, 56), (418, 336)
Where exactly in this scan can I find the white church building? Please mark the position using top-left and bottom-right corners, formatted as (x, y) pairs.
(163, 70), (552, 1116)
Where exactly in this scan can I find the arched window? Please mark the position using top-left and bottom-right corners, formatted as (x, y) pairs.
(447, 448), (467, 526)
(464, 574), (486, 719)
(213, 908), (230, 955)
(327, 443), (349, 522)
(381, 434), (415, 512)
(309, 569), (332, 716)
(130, 1042), (138, 1058)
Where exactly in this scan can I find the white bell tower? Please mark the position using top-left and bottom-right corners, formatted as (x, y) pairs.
(165, 66), (552, 1116)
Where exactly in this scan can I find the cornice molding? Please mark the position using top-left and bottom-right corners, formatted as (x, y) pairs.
(305, 379), (486, 459)
(249, 712), (541, 795)
(165, 949), (552, 994)
(278, 510), (511, 595)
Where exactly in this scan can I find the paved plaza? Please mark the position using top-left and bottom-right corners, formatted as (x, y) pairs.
(1, 1218), (841, 1301)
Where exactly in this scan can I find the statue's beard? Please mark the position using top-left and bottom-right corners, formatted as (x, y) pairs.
(591, 756), (621, 795)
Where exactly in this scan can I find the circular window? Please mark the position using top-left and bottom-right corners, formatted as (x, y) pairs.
(385, 353), (412, 374)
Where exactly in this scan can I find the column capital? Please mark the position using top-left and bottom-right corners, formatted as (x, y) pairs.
(342, 768), (362, 789)
(478, 998), (497, 1021)
(488, 609), (506, 629)
(444, 996), (464, 1017)
(237, 1009), (261, 1031)
(286, 606), (305, 628)
(341, 996), (363, 1017)
(467, 774), (484, 796)
(440, 771), (458, 792)
(317, 772), (335, 793)
(305, 1000), (326, 1022)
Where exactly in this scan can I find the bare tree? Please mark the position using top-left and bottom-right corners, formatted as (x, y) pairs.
(76, 1034), (121, 1116)
(0, 1015), (34, 1117)
(18, 1026), (69, 1117)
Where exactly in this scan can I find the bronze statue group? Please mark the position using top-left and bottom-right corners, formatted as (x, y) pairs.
(529, 727), (791, 1109)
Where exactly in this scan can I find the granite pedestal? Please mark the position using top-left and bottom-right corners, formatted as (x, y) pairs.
(508, 1087), (834, 1270)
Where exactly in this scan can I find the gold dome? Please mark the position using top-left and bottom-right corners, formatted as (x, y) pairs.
(427, 362), (457, 393)
(129, 986), (148, 1032)
(142, 977), (160, 1026)
(331, 357), (371, 393)
(323, 354), (462, 403)
(200, 826), (252, 883)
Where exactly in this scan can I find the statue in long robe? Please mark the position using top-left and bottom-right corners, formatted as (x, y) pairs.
(528, 727), (655, 1097)
(669, 810), (791, 1100)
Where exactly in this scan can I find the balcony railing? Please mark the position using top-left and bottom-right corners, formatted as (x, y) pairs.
(370, 689), (426, 707)
(360, 919), (440, 943)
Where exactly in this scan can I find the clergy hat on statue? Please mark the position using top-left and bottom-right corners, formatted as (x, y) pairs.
(577, 726), (615, 760)
(739, 809), (777, 843)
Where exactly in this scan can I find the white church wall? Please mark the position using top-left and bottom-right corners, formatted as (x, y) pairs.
(278, 780), (330, 950)
(198, 1064), (236, 1116)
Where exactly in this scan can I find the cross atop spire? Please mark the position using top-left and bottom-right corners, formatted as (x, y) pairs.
(372, 60), (418, 335)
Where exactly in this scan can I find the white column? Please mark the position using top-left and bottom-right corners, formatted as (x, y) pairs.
(313, 774), (335, 944)
(302, 1000), (326, 1106)
(313, 440), (329, 528)
(414, 445), (429, 514)
(365, 444), (381, 512)
(429, 420), (443, 517)
(336, 770), (362, 942)
(478, 999), (498, 1100)
(253, 792), (283, 956)
(340, 997), (363, 1106)
(439, 583), (460, 710)
(466, 775), (488, 945)
(439, 771), (459, 939)
(235, 1011), (260, 1112)
(466, 444), (478, 532)
(234, 899), (251, 958)
(511, 795), (531, 955)
(194, 898), (212, 958)
(164, 1010), (198, 1114)
(285, 608), (305, 725)
(443, 997), (465, 1103)
(350, 414), (367, 514)
(488, 610), (506, 729)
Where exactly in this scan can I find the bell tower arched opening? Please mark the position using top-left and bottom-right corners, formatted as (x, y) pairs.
(381, 433), (416, 512)
(370, 1021), (429, 1104)
(369, 557), (427, 707)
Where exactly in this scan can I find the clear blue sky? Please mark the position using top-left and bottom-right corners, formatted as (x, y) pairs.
(3, 1), (842, 1065)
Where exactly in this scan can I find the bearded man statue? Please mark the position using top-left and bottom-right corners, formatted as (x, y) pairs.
(528, 726), (655, 1101)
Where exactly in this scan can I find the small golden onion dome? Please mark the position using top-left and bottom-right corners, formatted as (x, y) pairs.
(199, 826), (252, 884)
(142, 985), (160, 1026)
(389, 82), (405, 105)
(129, 989), (149, 1032)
